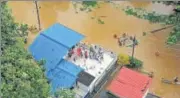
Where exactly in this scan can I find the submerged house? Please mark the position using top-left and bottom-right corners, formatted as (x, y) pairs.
(29, 23), (84, 93)
(29, 23), (117, 98)
(107, 67), (152, 98)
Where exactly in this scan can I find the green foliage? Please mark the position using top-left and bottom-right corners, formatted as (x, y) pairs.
(54, 89), (75, 98)
(123, 4), (180, 45)
(75, 1), (99, 13)
(72, 1), (107, 24)
(1, 2), (19, 51)
(28, 25), (39, 34)
(1, 40), (50, 98)
(82, 1), (98, 8)
(37, 59), (46, 66)
(117, 54), (130, 65)
(126, 57), (143, 68)
(123, 7), (170, 24)
(167, 26), (180, 45)
(117, 54), (143, 68)
(1, 2), (30, 52)
(19, 24), (29, 37)
(1, 2), (50, 98)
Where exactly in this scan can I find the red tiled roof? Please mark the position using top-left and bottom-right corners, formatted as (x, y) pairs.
(107, 67), (152, 98)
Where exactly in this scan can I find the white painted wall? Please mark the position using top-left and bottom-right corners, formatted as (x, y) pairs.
(143, 89), (149, 98)
(77, 82), (89, 92)
(74, 82), (89, 98)
(94, 55), (117, 88)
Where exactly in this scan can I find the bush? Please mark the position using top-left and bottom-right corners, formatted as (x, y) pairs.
(54, 89), (75, 98)
(82, 1), (98, 8)
(117, 53), (143, 69)
(117, 54), (130, 65)
(126, 57), (143, 68)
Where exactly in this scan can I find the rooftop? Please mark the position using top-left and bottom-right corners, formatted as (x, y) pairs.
(42, 23), (84, 48)
(65, 43), (116, 80)
(67, 43), (116, 98)
(29, 23), (85, 93)
(107, 67), (152, 98)
(29, 23), (117, 95)
(146, 93), (160, 98)
(77, 71), (95, 86)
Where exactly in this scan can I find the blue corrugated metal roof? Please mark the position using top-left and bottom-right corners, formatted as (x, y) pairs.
(46, 60), (83, 80)
(43, 23), (85, 48)
(47, 60), (82, 90)
(29, 23), (84, 92)
(29, 34), (68, 70)
(47, 61), (82, 93)
(57, 60), (83, 77)
(50, 76), (76, 93)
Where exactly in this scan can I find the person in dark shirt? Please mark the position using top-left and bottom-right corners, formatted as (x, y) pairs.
(85, 51), (88, 59)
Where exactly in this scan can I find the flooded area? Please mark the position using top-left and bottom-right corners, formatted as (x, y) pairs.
(8, 1), (180, 98)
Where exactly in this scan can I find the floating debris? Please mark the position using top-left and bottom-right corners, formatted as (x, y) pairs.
(97, 18), (105, 24)
(91, 17), (95, 19)
(143, 32), (147, 36)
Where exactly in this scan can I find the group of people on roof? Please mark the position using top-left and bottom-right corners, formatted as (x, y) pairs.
(67, 42), (104, 64)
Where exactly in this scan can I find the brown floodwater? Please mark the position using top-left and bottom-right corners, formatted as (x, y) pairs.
(8, 1), (180, 98)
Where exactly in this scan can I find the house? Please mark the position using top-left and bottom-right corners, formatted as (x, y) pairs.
(65, 43), (117, 98)
(29, 23), (117, 98)
(75, 71), (95, 98)
(146, 93), (160, 98)
(107, 67), (152, 98)
(29, 23), (85, 93)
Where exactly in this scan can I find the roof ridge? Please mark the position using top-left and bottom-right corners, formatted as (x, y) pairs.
(116, 78), (143, 91)
(54, 23), (85, 38)
(40, 33), (69, 49)
(56, 59), (79, 78)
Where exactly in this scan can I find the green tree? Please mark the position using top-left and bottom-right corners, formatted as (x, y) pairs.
(123, 2), (180, 45)
(54, 89), (75, 98)
(127, 57), (143, 69)
(1, 2), (50, 98)
(117, 54), (130, 65)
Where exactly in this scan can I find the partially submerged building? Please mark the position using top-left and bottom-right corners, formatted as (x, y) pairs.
(146, 93), (160, 98)
(29, 23), (117, 98)
(107, 67), (152, 98)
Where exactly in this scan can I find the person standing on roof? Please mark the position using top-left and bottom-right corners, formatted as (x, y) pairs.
(85, 51), (88, 59)
(90, 45), (94, 53)
(68, 49), (74, 58)
(77, 47), (82, 57)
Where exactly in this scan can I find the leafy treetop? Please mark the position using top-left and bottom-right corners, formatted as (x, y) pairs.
(1, 2), (50, 98)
